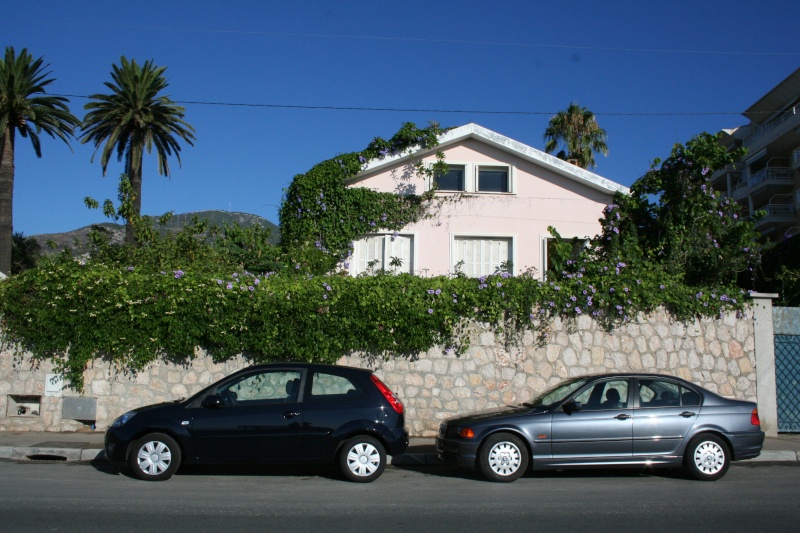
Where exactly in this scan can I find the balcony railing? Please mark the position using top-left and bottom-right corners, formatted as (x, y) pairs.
(749, 166), (793, 185)
(744, 106), (798, 147)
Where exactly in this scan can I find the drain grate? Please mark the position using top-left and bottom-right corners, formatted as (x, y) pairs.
(26, 454), (68, 461)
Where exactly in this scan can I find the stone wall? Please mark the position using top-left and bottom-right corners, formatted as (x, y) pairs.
(0, 308), (756, 436)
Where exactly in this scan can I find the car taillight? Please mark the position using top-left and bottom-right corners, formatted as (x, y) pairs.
(370, 374), (404, 414)
(751, 407), (760, 426)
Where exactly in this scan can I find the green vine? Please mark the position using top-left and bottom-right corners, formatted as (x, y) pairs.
(279, 122), (450, 274)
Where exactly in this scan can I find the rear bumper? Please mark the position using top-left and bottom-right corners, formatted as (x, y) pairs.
(731, 430), (766, 461)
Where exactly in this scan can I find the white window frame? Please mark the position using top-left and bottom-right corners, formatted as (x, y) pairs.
(428, 163), (515, 194)
(475, 164), (513, 194)
(541, 233), (589, 281)
(451, 233), (515, 277)
(431, 163), (467, 192)
(350, 233), (416, 276)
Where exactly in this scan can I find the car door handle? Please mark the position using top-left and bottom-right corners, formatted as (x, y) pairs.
(283, 411), (300, 419)
(615, 413), (631, 420)
(680, 411), (696, 418)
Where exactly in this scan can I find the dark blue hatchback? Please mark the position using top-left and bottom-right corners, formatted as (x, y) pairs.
(105, 363), (408, 482)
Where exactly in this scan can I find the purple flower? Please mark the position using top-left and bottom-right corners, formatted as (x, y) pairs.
(660, 284), (665, 290)
(248, 286), (255, 291)
(323, 294), (328, 300)
(435, 289), (442, 295)
(217, 279), (223, 285)
(359, 155), (366, 163)
(427, 289), (435, 294)
(127, 266), (134, 272)
(226, 283), (233, 290)
(254, 278), (260, 285)
(575, 308), (582, 314)
(428, 308), (433, 314)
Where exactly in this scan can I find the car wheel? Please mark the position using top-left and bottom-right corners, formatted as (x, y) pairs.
(340, 435), (386, 483)
(684, 434), (730, 481)
(129, 433), (182, 481)
(478, 432), (529, 482)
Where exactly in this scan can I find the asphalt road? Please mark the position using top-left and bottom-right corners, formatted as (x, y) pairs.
(0, 460), (798, 532)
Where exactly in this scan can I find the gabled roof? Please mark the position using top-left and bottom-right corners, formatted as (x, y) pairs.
(355, 123), (629, 195)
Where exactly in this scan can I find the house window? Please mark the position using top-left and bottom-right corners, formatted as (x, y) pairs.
(434, 165), (465, 191)
(477, 166), (509, 193)
(352, 234), (414, 275)
(453, 236), (512, 277)
(544, 236), (588, 275)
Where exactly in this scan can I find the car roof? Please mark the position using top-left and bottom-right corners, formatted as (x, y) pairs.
(239, 362), (373, 375)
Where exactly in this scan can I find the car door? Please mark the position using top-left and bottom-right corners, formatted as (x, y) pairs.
(632, 378), (700, 456)
(190, 369), (304, 461)
(550, 378), (633, 463)
(300, 370), (374, 461)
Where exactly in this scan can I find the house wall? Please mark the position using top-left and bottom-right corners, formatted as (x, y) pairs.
(0, 307), (758, 436)
(348, 138), (615, 277)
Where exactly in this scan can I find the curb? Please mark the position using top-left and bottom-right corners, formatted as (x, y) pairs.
(1, 447), (797, 465)
(0, 446), (105, 463)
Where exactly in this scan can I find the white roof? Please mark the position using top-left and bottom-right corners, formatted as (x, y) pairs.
(356, 123), (629, 195)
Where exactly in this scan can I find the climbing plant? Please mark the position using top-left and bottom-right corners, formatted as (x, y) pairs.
(279, 122), (450, 274)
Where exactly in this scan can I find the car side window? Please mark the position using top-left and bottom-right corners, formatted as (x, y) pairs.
(218, 370), (302, 405)
(308, 372), (364, 400)
(572, 380), (628, 410)
(638, 379), (698, 408)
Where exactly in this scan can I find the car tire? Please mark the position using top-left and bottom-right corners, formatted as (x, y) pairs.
(340, 435), (386, 483)
(478, 432), (529, 483)
(129, 433), (182, 481)
(684, 433), (730, 481)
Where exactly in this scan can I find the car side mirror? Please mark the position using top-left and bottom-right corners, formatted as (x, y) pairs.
(202, 394), (225, 409)
(563, 401), (582, 414)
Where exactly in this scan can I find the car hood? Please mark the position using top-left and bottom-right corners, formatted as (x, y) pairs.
(448, 405), (533, 426)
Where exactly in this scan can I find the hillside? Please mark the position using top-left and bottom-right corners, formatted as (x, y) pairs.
(31, 210), (280, 254)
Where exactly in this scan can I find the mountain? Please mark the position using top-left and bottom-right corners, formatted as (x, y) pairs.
(31, 210), (280, 254)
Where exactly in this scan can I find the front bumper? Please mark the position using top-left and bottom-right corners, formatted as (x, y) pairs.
(104, 428), (129, 462)
(436, 436), (480, 469)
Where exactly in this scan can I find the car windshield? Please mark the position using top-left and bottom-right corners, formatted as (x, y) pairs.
(523, 377), (589, 409)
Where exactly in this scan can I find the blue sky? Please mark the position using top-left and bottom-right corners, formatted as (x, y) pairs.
(3, 1), (799, 236)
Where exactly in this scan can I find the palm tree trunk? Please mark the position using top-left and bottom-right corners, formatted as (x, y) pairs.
(125, 162), (143, 245)
(0, 128), (15, 275)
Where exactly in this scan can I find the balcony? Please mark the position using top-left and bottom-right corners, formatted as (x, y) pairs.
(744, 106), (800, 148)
(753, 195), (798, 233)
(732, 165), (795, 203)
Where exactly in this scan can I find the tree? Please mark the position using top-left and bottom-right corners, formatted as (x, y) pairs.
(81, 57), (195, 244)
(543, 103), (608, 169)
(11, 231), (41, 273)
(593, 132), (761, 286)
(0, 47), (80, 275)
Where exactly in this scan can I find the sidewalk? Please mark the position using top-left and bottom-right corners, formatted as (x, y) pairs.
(1, 431), (799, 465)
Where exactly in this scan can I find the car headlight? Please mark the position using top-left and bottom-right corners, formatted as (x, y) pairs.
(110, 412), (137, 428)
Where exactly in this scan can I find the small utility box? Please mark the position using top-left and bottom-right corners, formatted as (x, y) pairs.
(62, 397), (97, 421)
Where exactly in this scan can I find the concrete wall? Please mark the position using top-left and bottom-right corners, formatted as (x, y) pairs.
(0, 307), (759, 436)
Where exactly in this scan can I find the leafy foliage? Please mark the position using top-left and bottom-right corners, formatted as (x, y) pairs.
(279, 122), (450, 274)
(11, 232), (41, 274)
(592, 133), (761, 286)
(543, 103), (608, 169)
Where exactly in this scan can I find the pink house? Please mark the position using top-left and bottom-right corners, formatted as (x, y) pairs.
(346, 123), (629, 279)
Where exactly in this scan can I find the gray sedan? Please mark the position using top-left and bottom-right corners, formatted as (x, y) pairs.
(436, 373), (764, 482)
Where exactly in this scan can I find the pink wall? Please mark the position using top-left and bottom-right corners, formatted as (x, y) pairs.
(348, 138), (616, 278)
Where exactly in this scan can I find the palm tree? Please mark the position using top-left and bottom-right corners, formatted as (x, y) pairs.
(81, 57), (195, 244)
(0, 47), (80, 275)
(543, 103), (608, 169)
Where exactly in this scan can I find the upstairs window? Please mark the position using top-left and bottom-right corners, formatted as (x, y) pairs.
(477, 166), (509, 193)
(434, 165), (465, 191)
